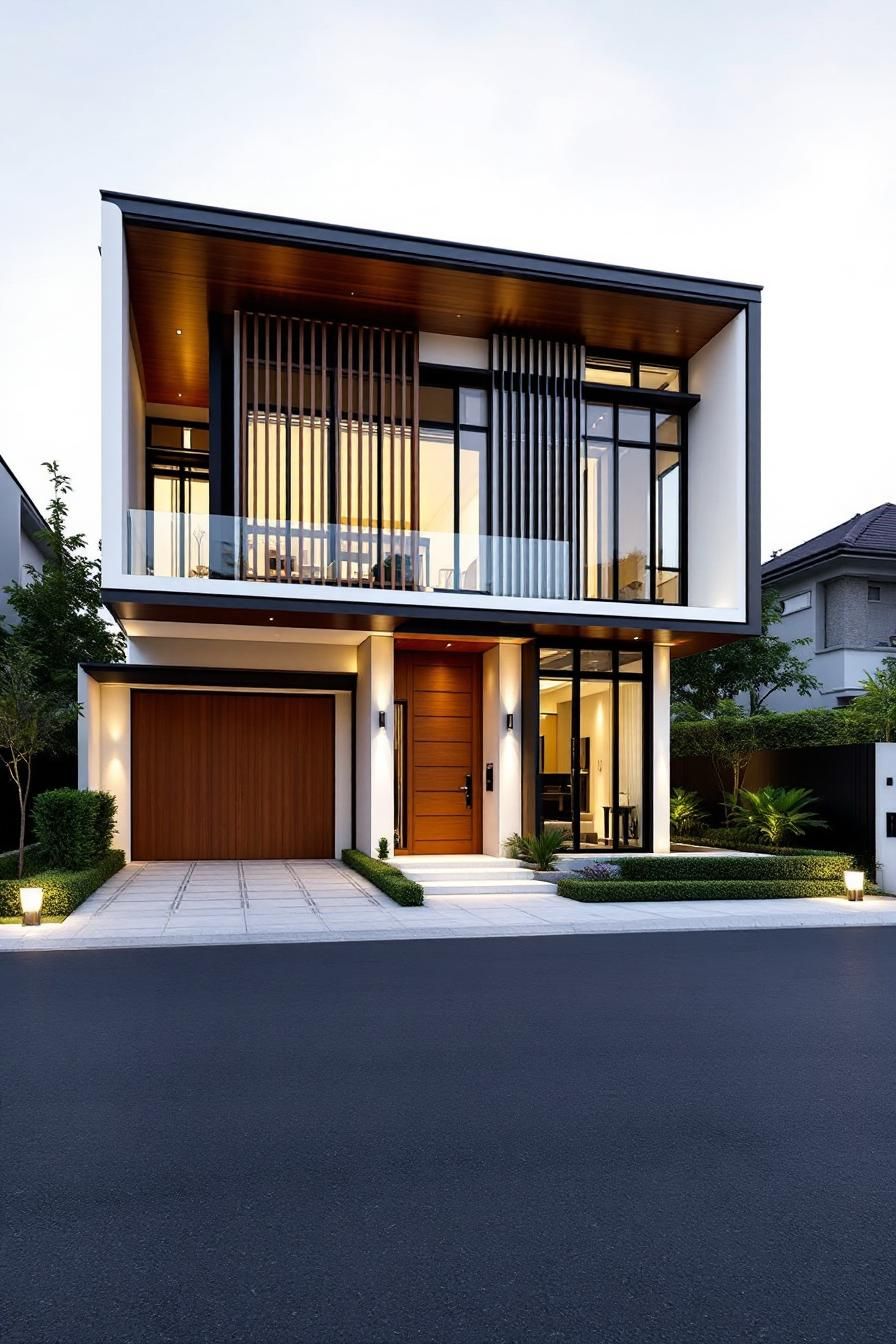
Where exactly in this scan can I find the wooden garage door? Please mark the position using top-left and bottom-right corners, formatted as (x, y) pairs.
(131, 690), (334, 860)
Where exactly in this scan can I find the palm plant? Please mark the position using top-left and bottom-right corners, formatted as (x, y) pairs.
(505, 829), (571, 870)
(729, 786), (826, 846)
(669, 787), (708, 836)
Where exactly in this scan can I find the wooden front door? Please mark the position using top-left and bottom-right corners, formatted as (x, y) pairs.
(131, 690), (334, 860)
(395, 652), (482, 855)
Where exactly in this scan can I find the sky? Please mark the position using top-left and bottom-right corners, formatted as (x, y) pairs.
(1, 0), (894, 561)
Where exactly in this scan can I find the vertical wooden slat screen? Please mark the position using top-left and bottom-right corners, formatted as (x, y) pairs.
(239, 314), (417, 588)
(489, 334), (583, 599)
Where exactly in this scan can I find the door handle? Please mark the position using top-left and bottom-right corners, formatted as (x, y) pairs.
(458, 773), (473, 808)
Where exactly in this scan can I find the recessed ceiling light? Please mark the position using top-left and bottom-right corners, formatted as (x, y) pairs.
(177, 392), (182, 398)
(175, 328), (182, 336)
(269, 616), (274, 622)
(446, 641), (452, 648)
(456, 313), (462, 318)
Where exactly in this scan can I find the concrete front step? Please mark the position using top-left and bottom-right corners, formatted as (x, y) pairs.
(420, 878), (558, 897)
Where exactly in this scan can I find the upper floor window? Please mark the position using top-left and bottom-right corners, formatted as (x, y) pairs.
(868, 585), (881, 602)
(780, 591), (811, 615)
(419, 374), (488, 591)
(584, 353), (684, 394)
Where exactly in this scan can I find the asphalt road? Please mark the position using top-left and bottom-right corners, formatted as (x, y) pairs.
(3, 928), (896, 1344)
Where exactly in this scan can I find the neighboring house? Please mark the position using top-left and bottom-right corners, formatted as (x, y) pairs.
(0, 453), (51, 627)
(762, 504), (896, 711)
(80, 191), (761, 860)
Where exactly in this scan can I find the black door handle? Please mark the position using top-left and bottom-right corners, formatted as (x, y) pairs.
(463, 773), (472, 808)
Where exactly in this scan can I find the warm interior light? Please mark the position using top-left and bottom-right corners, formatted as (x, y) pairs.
(175, 328), (182, 335)
(844, 870), (865, 901)
(20, 886), (43, 926)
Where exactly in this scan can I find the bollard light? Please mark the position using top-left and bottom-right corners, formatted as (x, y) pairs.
(20, 886), (44, 926)
(844, 870), (865, 902)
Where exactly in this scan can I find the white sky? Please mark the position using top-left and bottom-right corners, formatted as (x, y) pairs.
(2, 0), (894, 559)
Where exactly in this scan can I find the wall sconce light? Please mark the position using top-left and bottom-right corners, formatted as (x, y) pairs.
(20, 887), (43, 926)
(378, 710), (387, 729)
(844, 870), (865, 902)
(506, 713), (514, 731)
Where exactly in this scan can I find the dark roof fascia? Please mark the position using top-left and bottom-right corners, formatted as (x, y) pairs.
(79, 662), (357, 692)
(762, 546), (896, 586)
(0, 453), (51, 543)
(100, 190), (763, 309)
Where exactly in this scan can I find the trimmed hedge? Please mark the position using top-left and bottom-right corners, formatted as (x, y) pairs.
(0, 850), (126, 918)
(671, 706), (874, 759)
(674, 827), (856, 860)
(0, 844), (44, 880)
(33, 789), (117, 870)
(558, 877), (846, 903)
(342, 849), (424, 906)
(615, 853), (858, 882)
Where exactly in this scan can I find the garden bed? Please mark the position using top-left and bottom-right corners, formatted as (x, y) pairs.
(0, 850), (126, 918)
(558, 877), (850, 903)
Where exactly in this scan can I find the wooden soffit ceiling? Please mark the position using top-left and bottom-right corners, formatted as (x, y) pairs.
(125, 224), (742, 407)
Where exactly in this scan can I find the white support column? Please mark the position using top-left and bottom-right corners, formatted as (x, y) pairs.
(355, 634), (394, 857)
(652, 643), (672, 854)
(99, 683), (131, 858)
(77, 667), (101, 791)
(482, 643), (522, 857)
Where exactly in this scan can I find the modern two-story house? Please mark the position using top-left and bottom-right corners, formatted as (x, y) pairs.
(761, 503), (896, 710)
(79, 192), (761, 862)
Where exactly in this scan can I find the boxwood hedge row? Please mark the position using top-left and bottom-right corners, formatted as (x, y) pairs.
(558, 877), (847, 903)
(614, 853), (857, 882)
(342, 849), (424, 906)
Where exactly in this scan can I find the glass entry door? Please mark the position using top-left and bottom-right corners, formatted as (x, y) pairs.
(537, 646), (646, 851)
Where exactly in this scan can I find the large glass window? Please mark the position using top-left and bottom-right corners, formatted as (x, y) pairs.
(419, 378), (488, 592)
(581, 403), (685, 604)
(537, 646), (647, 851)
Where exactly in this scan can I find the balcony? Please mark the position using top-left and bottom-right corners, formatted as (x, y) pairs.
(126, 510), (580, 601)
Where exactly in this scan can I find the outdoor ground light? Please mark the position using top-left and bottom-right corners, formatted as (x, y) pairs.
(844, 870), (865, 902)
(20, 886), (43, 926)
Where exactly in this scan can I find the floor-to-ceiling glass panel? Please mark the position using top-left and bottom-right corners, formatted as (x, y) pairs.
(577, 678), (614, 850)
(655, 448), (680, 604)
(419, 426), (455, 589)
(458, 428), (486, 591)
(581, 438), (613, 599)
(617, 446), (651, 600)
(617, 680), (643, 847)
(538, 675), (575, 846)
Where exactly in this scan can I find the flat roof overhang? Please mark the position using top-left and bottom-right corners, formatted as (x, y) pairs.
(103, 191), (761, 407)
(103, 587), (755, 658)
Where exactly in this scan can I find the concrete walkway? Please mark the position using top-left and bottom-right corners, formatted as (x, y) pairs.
(2, 860), (896, 951)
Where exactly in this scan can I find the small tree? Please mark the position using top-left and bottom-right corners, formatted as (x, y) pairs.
(0, 644), (79, 876)
(709, 713), (758, 815)
(845, 657), (896, 742)
(1, 462), (125, 705)
(672, 590), (821, 716)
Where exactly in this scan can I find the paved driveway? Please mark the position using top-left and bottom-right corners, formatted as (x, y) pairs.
(2, 859), (896, 950)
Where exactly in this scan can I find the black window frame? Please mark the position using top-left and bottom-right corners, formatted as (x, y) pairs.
(419, 365), (489, 593)
(534, 639), (652, 853)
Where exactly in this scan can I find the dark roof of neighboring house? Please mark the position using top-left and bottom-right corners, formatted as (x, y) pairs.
(0, 453), (51, 554)
(763, 503), (896, 583)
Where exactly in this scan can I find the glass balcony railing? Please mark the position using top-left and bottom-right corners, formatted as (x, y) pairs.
(126, 510), (574, 600)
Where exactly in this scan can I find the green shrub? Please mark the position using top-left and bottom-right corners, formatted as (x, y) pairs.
(671, 706), (874, 759)
(615, 853), (859, 882)
(32, 789), (117, 869)
(503, 830), (571, 870)
(669, 787), (708, 835)
(342, 849), (424, 906)
(0, 850), (125, 918)
(558, 877), (846, 903)
(729, 786), (826, 845)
